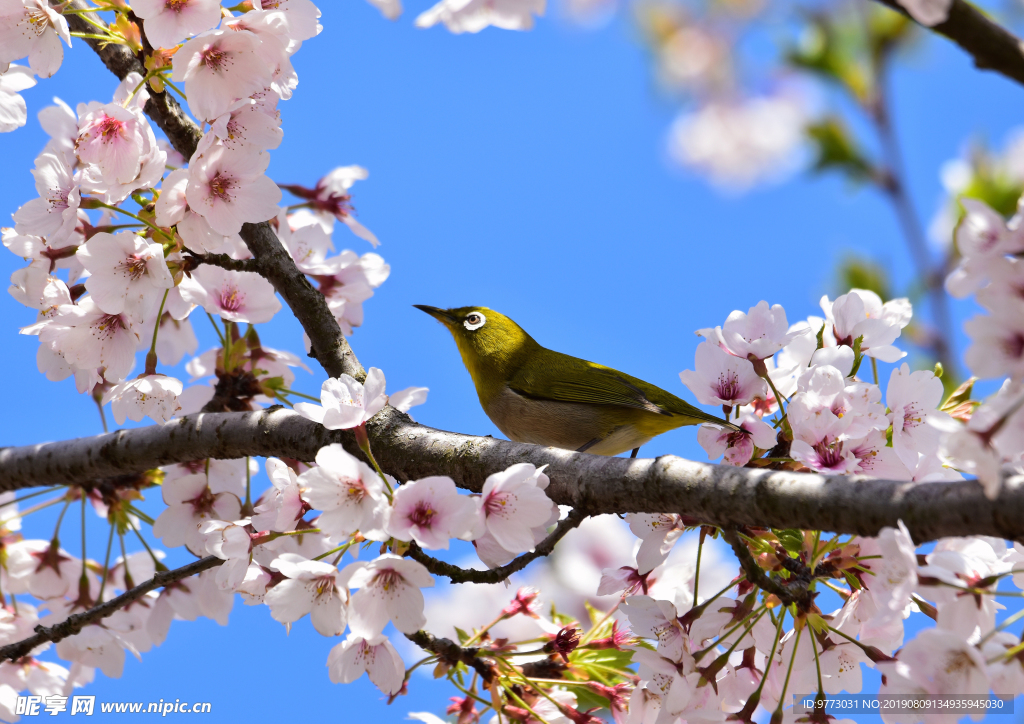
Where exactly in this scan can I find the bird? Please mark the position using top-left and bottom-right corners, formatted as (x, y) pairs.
(414, 305), (740, 457)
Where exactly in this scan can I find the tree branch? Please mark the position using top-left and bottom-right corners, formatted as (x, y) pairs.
(405, 509), (587, 584)
(2, 407), (1024, 543)
(405, 630), (496, 683)
(872, 0), (1024, 88)
(0, 556), (223, 662)
(720, 529), (810, 609)
(185, 252), (259, 274)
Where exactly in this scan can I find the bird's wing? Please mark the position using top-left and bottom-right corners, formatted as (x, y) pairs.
(508, 356), (675, 416)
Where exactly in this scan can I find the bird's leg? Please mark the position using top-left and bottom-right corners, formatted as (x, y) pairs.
(576, 438), (601, 453)
(630, 447), (640, 458)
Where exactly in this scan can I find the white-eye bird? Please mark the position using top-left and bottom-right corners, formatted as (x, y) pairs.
(415, 305), (739, 457)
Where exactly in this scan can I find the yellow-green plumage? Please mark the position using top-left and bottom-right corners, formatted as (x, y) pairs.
(415, 305), (737, 456)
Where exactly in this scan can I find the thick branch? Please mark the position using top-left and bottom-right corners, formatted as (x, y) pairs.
(872, 0), (1024, 88)
(405, 630), (495, 682)
(405, 509), (586, 584)
(3, 407), (1024, 543)
(0, 556), (222, 662)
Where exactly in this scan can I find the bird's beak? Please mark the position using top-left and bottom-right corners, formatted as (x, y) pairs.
(414, 305), (459, 325)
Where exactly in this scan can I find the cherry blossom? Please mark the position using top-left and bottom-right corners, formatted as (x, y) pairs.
(178, 266), (282, 324)
(622, 595), (688, 661)
(200, 519), (252, 591)
(389, 386), (428, 417)
(366, 0), (403, 19)
(101, 374), (183, 425)
(887, 363), (949, 469)
(299, 444), (388, 540)
(172, 29), (273, 122)
(964, 309), (1024, 381)
(0, 0), (71, 78)
(697, 414), (776, 466)
(5, 539), (79, 599)
(0, 64), (33, 133)
(13, 152), (80, 247)
(186, 142), (282, 235)
(283, 165), (380, 245)
(701, 301), (806, 361)
(131, 0), (224, 50)
(38, 298), (141, 383)
(209, 98), (283, 153)
(340, 554), (434, 637)
(387, 475), (481, 550)
(626, 513), (685, 575)
(878, 628), (989, 704)
(251, 458), (307, 533)
(821, 289), (912, 362)
(678, 340), (767, 407)
(77, 231), (173, 315)
(265, 553), (348, 636)
(151, 472), (242, 554)
(895, 0), (952, 27)
(326, 633), (405, 694)
(294, 367), (388, 429)
(476, 463), (556, 555)
(75, 103), (150, 187)
(416, 0), (545, 34)
(255, 0), (323, 45)
(946, 199), (1024, 298)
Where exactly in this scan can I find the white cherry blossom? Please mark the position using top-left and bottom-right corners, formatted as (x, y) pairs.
(0, 64), (34, 133)
(0, 0), (71, 78)
(340, 554), (434, 637)
(820, 289), (911, 363)
(702, 301), (806, 361)
(38, 298), (141, 383)
(152, 472), (242, 554)
(101, 374), (183, 425)
(299, 444), (388, 541)
(326, 633), (405, 695)
(200, 519), (252, 591)
(251, 458), (307, 533)
(77, 231), (173, 315)
(896, 0), (952, 26)
(266, 553), (348, 636)
(626, 513), (685, 575)
(294, 367), (388, 429)
(887, 363), (950, 469)
(13, 152), (80, 246)
(697, 413), (776, 466)
(416, 0), (544, 34)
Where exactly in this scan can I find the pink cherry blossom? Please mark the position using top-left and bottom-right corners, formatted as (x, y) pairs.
(209, 98), (283, 152)
(5, 539), (79, 599)
(294, 367), (388, 429)
(38, 297), (141, 383)
(13, 152), (81, 246)
(705, 301), (806, 361)
(299, 444), (388, 540)
(679, 340), (767, 407)
(251, 458), (307, 533)
(0, 64), (33, 133)
(77, 231), (173, 315)
(0, 0), (71, 78)
(172, 29), (274, 122)
(131, 0), (223, 49)
(75, 103), (150, 187)
(697, 414), (776, 466)
(265, 553), (349, 636)
(964, 309), (1024, 381)
(255, 0), (322, 45)
(283, 165), (380, 245)
(626, 513), (684, 575)
(878, 627), (989, 703)
(476, 463), (555, 554)
(416, 0), (544, 33)
(101, 374), (183, 425)
(326, 632), (405, 695)
(387, 475), (481, 550)
(178, 265), (282, 324)
(186, 142), (281, 235)
(622, 595), (687, 661)
(340, 554), (434, 637)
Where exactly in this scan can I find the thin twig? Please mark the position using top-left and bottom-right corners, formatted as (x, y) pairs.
(405, 629), (496, 683)
(185, 252), (260, 274)
(405, 509), (586, 583)
(721, 529), (811, 608)
(0, 556), (222, 662)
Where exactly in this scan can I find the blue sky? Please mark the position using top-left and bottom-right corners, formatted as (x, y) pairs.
(1, 1), (1023, 721)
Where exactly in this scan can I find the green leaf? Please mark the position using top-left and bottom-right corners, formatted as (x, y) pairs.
(837, 255), (891, 302)
(774, 529), (804, 555)
(848, 335), (864, 377)
(454, 627), (470, 645)
(805, 117), (875, 182)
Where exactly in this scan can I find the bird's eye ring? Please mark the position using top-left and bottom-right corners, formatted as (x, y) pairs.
(464, 312), (486, 331)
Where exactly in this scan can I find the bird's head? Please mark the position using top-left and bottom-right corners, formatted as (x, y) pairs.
(414, 305), (538, 383)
